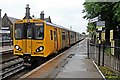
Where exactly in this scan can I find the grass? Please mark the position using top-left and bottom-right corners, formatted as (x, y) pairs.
(104, 48), (111, 56)
(99, 66), (120, 80)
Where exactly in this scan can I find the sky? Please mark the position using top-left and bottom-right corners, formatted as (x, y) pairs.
(0, 0), (88, 33)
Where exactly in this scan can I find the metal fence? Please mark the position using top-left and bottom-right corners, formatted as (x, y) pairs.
(88, 39), (120, 72)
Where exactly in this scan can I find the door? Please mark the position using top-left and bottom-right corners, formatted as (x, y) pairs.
(25, 24), (32, 54)
(54, 28), (58, 52)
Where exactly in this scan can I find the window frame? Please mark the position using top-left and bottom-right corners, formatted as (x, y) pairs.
(54, 31), (57, 41)
(15, 23), (24, 40)
(62, 32), (66, 40)
(33, 22), (44, 40)
(50, 30), (53, 40)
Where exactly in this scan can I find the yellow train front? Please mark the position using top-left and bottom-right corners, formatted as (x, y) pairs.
(14, 19), (45, 65)
(13, 4), (82, 66)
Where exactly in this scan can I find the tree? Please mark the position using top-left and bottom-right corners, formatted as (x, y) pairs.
(82, 2), (101, 19)
(83, 2), (120, 41)
(83, 2), (120, 29)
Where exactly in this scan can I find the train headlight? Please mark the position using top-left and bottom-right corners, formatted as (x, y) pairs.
(15, 46), (19, 50)
(15, 45), (22, 51)
(36, 46), (44, 52)
(39, 47), (43, 51)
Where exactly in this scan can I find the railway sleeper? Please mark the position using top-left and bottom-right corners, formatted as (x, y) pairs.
(2, 59), (23, 70)
(2, 63), (25, 79)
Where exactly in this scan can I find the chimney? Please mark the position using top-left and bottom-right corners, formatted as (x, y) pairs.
(23, 4), (32, 19)
(0, 9), (1, 20)
(40, 11), (44, 20)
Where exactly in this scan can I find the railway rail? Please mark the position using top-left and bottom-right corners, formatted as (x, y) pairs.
(0, 50), (13, 55)
(1, 56), (24, 79)
(0, 50), (14, 63)
(1, 50), (13, 54)
(0, 50), (25, 80)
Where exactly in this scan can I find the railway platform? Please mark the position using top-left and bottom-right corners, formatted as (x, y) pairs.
(20, 38), (104, 79)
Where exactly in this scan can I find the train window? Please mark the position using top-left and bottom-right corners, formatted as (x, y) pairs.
(66, 32), (68, 40)
(27, 26), (32, 39)
(54, 31), (57, 41)
(62, 32), (65, 40)
(34, 23), (44, 40)
(71, 35), (72, 39)
(15, 24), (23, 39)
(15, 29), (22, 39)
(50, 30), (53, 40)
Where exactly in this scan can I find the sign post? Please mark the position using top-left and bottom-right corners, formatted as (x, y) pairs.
(96, 21), (105, 66)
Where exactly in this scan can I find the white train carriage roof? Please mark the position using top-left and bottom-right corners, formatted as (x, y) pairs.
(46, 22), (76, 32)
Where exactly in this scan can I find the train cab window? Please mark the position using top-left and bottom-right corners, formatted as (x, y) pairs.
(50, 30), (53, 40)
(34, 23), (44, 40)
(15, 24), (23, 39)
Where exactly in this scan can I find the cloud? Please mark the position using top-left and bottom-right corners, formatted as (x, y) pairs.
(0, 0), (87, 33)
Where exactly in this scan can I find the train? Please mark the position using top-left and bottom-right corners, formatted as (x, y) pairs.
(13, 4), (84, 66)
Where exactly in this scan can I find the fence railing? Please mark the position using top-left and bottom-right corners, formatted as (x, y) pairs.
(88, 39), (120, 72)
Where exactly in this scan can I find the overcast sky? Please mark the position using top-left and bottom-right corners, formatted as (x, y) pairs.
(0, 0), (88, 33)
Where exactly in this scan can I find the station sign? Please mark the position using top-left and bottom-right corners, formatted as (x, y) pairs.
(89, 16), (98, 23)
(96, 21), (105, 32)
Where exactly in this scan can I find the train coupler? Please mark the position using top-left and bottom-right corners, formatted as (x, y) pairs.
(23, 55), (31, 66)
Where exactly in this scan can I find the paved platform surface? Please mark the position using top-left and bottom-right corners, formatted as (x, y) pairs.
(21, 38), (104, 79)
(55, 38), (103, 79)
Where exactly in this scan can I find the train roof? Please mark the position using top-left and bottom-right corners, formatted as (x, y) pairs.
(15, 19), (79, 33)
(46, 22), (76, 32)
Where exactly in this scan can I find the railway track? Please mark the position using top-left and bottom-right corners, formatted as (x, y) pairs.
(1, 50), (13, 54)
(0, 40), (83, 79)
(0, 53), (25, 80)
(0, 50), (14, 64)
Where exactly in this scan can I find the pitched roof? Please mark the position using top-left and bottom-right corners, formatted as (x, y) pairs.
(8, 17), (20, 24)
(2, 13), (20, 24)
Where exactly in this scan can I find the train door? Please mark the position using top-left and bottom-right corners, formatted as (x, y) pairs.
(54, 28), (58, 52)
(26, 24), (32, 54)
